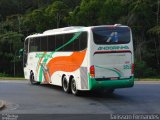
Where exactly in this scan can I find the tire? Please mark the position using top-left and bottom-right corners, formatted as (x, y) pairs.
(62, 76), (70, 93)
(94, 89), (114, 96)
(30, 73), (40, 85)
(104, 89), (115, 94)
(71, 77), (80, 96)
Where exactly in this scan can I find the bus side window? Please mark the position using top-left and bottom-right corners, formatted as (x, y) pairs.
(41, 37), (48, 51)
(79, 32), (87, 51)
(72, 34), (80, 51)
(34, 37), (40, 51)
(48, 35), (56, 51)
(63, 33), (74, 51)
(29, 38), (35, 52)
(55, 34), (64, 51)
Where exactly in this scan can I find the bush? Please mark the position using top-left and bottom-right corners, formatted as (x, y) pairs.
(0, 73), (10, 77)
(134, 61), (159, 78)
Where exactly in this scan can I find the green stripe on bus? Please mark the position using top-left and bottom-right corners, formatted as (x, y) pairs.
(94, 65), (122, 78)
(38, 31), (83, 82)
(39, 58), (48, 82)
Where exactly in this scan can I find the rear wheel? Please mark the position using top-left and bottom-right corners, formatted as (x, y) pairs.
(71, 78), (80, 96)
(104, 89), (115, 94)
(30, 73), (40, 85)
(93, 89), (115, 96)
(62, 76), (70, 93)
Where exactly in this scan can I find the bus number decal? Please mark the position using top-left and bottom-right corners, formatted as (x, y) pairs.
(123, 65), (131, 70)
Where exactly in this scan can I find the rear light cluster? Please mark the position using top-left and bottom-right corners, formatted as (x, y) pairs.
(90, 65), (95, 78)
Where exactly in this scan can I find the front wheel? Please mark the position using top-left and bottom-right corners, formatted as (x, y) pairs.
(30, 73), (40, 85)
(71, 78), (80, 96)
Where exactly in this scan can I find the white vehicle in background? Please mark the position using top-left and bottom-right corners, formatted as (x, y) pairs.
(23, 24), (134, 95)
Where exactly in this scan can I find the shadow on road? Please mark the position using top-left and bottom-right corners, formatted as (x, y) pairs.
(36, 83), (126, 100)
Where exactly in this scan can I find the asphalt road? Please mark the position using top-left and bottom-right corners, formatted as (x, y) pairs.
(0, 80), (160, 119)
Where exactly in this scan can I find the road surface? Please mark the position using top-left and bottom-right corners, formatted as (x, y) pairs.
(0, 80), (160, 115)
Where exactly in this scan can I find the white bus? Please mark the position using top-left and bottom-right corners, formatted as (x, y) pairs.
(23, 25), (134, 95)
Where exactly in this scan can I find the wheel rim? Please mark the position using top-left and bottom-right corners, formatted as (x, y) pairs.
(71, 78), (77, 94)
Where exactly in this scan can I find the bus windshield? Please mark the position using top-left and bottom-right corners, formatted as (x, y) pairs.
(92, 27), (130, 45)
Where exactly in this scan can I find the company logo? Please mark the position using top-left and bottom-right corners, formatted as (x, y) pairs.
(98, 46), (129, 51)
(35, 53), (52, 59)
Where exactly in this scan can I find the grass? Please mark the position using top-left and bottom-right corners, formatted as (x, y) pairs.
(135, 78), (160, 81)
(0, 77), (25, 80)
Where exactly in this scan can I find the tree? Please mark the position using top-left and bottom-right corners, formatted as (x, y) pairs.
(68, 0), (104, 26)
(0, 32), (23, 76)
(99, 0), (124, 24)
(23, 9), (48, 33)
(45, 1), (69, 28)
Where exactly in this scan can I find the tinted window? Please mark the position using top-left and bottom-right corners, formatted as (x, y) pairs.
(29, 37), (40, 52)
(41, 37), (48, 51)
(73, 35), (80, 51)
(29, 32), (88, 52)
(55, 35), (64, 51)
(63, 32), (87, 51)
(48, 36), (56, 51)
(63, 33), (74, 51)
(79, 32), (87, 50)
(92, 27), (130, 45)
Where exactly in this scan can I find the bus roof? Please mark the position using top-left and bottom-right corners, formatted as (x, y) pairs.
(26, 24), (129, 39)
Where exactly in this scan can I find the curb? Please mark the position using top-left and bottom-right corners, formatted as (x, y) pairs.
(0, 100), (5, 110)
(135, 81), (160, 84)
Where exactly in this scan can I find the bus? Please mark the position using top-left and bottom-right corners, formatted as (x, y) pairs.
(23, 24), (134, 95)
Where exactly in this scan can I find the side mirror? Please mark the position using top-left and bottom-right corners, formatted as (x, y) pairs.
(19, 48), (24, 58)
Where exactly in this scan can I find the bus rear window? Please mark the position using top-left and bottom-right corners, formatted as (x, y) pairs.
(92, 27), (130, 45)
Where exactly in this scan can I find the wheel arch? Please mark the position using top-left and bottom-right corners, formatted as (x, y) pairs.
(30, 70), (34, 75)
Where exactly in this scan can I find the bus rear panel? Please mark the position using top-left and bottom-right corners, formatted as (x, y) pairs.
(88, 25), (134, 90)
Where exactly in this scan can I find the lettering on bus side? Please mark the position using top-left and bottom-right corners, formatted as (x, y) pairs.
(97, 46), (129, 51)
(35, 53), (52, 59)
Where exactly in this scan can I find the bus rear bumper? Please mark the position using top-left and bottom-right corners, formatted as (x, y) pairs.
(89, 77), (134, 90)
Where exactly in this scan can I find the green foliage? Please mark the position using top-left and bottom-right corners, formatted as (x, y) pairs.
(0, 32), (24, 76)
(68, 0), (104, 25)
(0, 0), (19, 18)
(0, 73), (10, 77)
(135, 61), (159, 78)
(23, 1), (69, 33)
(100, 0), (124, 24)
(0, 0), (160, 78)
(45, 1), (69, 28)
(23, 9), (47, 33)
(148, 26), (160, 35)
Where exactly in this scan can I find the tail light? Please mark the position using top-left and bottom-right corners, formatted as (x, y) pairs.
(131, 64), (134, 75)
(90, 65), (95, 78)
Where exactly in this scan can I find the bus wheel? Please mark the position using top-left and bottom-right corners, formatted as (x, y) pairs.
(30, 73), (40, 85)
(71, 78), (79, 96)
(62, 76), (70, 93)
(104, 89), (115, 94)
